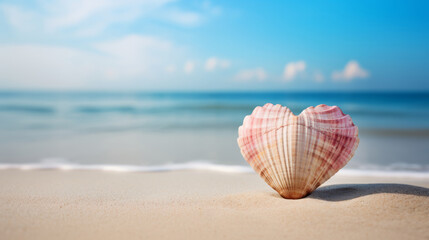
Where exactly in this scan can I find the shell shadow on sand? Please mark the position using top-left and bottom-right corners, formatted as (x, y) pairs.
(305, 183), (429, 201)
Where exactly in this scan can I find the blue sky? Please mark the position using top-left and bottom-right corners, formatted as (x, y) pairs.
(0, 0), (428, 91)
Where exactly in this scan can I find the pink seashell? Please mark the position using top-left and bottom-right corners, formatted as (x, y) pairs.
(237, 103), (359, 199)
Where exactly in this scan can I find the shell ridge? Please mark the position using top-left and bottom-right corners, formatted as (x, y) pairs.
(237, 103), (359, 199)
(253, 103), (278, 189)
(284, 114), (295, 197)
(253, 106), (278, 188)
(243, 132), (274, 188)
(279, 107), (292, 192)
(243, 106), (275, 186)
(239, 120), (357, 140)
(238, 125), (358, 155)
(312, 145), (348, 190)
(241, 124), (357, 198)
(311, 105), (343, 117)
(262, 103), (283, 191)
(306, 106), (335, 192)
(310, 131), (355, 191)
(272, 105), (288, 192)
(289, 115), (298, 194)
(309, 129), (332, 190)
(304, 127), (322, 194)
(282, 110), (293, 192)
(300, 110), (315, 196)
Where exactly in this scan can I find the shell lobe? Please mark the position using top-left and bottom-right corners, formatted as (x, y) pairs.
(237, 103), (359, 199)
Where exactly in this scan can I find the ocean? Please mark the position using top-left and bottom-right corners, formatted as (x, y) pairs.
(0, 91), (428, 177)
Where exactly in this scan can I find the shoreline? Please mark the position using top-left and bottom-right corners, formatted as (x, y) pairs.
(0, 170), (428, 240)
(0, 162), (428, 178)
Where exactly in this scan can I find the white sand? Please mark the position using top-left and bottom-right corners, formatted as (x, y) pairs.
(0, 170), (428, 240)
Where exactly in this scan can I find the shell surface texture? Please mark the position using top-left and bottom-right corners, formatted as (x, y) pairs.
(237, 103), (359, 199)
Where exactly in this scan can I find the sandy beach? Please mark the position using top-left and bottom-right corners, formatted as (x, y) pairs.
(0, 170), (428, 240)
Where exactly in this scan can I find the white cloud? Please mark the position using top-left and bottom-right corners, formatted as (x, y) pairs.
(184, 61), (195, 74)
(202, 1), (222, 15)
(160, 1), (221, 27)
(94, 35), (178, 78)
(205, 57), (230, 71)
(0, 1), (224, 89)
(205, 58), (216, 71)
(165, 64), (177, 73)
(1, 0), (219, 36)
(235, 68), (267, 81)
(0, 34), (184, 88)
(95, 34), (172, 57)
(0, 0), (171, 36)
(313, 71), (325, 82)
(161, 9), (202, 27)
(0, 4), (38, 32)
(332, 60), (369, 81)
(43, 0), (173, 33)
(0, 44), (99, 88)
(283, 61), (306, 81)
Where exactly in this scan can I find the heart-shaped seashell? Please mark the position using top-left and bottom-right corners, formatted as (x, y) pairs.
(237, 103), (359, 199)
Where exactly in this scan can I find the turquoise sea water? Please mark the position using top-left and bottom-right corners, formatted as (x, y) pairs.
(0, 91), (428, 176)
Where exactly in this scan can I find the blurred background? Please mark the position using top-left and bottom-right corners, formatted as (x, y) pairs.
(0, 0), (428, 174)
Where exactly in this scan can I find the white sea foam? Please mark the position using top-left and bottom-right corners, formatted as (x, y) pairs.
(0, 162), (253, 173)
(338, 169), (429, 179)
(0, 161), (429, 178)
